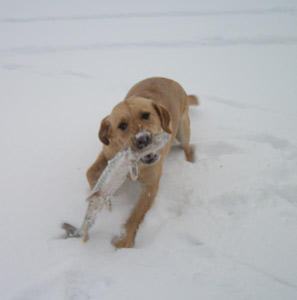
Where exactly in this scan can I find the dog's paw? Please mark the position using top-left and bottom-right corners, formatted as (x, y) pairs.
(112, 235), (134, 249)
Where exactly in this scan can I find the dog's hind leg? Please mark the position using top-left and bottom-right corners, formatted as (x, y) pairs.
(176, 104), (194, 163)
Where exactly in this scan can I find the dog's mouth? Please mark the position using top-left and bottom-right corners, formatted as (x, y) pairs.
(140, 152), (159, 165)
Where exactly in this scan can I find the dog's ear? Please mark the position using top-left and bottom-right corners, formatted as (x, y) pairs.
(99, 116), (111, 145)
(151, 101), (172, 134)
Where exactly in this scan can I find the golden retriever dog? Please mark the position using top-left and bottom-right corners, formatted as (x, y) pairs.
(86, 77), (198, 248)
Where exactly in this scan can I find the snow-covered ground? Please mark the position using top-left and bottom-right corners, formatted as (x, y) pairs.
(1, 0), (297, 299)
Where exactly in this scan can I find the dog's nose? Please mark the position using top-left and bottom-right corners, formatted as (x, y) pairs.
(134, 131), (152, 150)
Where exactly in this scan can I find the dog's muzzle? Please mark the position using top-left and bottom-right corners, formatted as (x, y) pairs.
(134, 131), (152, 150)
(134, 131), (159, 165)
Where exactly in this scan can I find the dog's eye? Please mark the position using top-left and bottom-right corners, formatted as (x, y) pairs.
(118, 122), (128, 130)
(141, 113), (150, 120)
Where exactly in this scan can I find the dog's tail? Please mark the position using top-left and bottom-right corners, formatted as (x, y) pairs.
(187, 94), (199, 106)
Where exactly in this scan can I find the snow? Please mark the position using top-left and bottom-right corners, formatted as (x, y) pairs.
(0, 0), (297, 299)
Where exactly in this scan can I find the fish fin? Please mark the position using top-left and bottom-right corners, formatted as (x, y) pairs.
(61, 223), (81, 238)
(104, 196), (113, 213)
(129, 161), (138, 181)
(86, 191), (100, 202)
(82, 224), (90, 243)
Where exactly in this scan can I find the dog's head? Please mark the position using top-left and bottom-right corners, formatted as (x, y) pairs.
(99, 97), (171, 164)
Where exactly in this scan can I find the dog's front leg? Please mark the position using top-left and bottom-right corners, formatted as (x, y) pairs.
(86, 152), (107, 190)
(113, 180), (159, 249)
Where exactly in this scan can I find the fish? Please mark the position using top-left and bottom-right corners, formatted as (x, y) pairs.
(62, 132), (170, 242)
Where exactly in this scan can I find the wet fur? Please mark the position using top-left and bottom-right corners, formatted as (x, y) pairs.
(86, 77), (198, 248)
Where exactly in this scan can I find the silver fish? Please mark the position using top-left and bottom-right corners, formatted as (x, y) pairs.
(62, 132), (170, 242)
